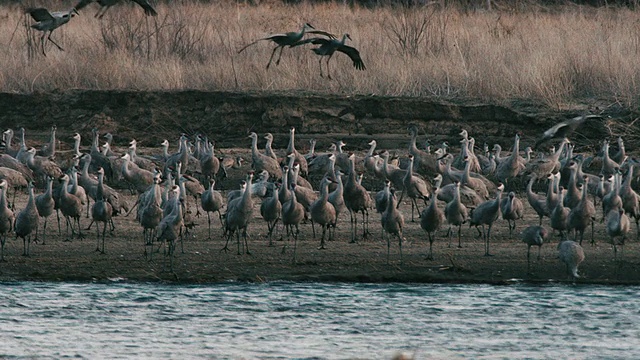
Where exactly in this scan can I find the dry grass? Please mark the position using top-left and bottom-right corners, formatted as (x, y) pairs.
(2, 1), (640, 107)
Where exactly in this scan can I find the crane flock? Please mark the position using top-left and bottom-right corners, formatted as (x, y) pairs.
(0, 119), (635, 280)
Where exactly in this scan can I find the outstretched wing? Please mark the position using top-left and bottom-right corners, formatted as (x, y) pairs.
(131, 0), (158, 16)
(74, 0), (95, 11)
(26, 7), (54, 22)
(237, 34), (287, 53)
(306, 30), (337, 39)
(338, 44), (366, 70)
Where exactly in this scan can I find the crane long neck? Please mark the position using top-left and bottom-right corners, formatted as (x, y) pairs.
(287, 130), (296, 153)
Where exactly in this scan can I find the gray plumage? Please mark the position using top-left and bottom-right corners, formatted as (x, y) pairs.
(35, 176), (55, 245)
(27, 7), (77, 56)
(156, 185), (183, 272)
(605, 208), (630, 260)
(521, 225), (548, 273)
(223, 173), (254, 255)
(121, 153), (154, 194)
(201, 179), (224, 240)
(343, 154), (373, 243)
(381, 189), (404, 264)
(420, 186), (444, 261)
(282, 186), (305, 263)
(469, 183), (504, 256)
(0, 180), (14, 261)
(557, 240), (585, 280)
(568, 179), (596, 246)
(526, 175), (548, 226)
(310, 177), (337, 250)
(400, 155), (431, 222)
(248, 132), (281, 179)
(500, 191), (524, 238)
(444, 181), (468, 249)
(58, 174), (83, 241)
(260, 182), (281, 246)
(14, 182), (39, 256)
(534, 113), (602, 149)
(292, 33), (365, 79)
(91, 167), (113, 254)
(550, 186), (571, 240)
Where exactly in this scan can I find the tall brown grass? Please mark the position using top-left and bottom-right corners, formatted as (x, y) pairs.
(1, 1), (640, 107)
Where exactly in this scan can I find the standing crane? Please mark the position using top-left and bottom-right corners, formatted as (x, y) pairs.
(293, 33), (366, 79)
(26, 7), (78, 56)
(238, 23), (335, 69)
(74, 0), (157, 18)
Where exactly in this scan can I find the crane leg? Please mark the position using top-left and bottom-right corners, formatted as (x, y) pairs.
(47, 31), (64, 51)
(326, 55), (334, 80)
(318, 56), (324, 78)
(40, 32), (47, 56)
(266, 46), (280, 69)
(275, 46), (285, 65)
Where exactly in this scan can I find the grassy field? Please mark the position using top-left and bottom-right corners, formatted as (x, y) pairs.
(1, 1), (640, 107)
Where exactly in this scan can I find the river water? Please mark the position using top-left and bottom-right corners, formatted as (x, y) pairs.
(0, 281), (638, 359)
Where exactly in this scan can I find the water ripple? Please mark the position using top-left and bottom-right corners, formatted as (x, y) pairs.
(0, 282), (639, 358)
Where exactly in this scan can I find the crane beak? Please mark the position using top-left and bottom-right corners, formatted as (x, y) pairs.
(72, 8), (79, 16)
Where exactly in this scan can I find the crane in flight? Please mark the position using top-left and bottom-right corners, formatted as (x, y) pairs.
(74, 0), (157, 19)
(27, 7), (78, 56)
(292, 33), (366, 79)
(238, 23), (336, 69)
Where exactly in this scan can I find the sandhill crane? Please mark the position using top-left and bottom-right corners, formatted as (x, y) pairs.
(432, 174), (483, 208)
(2, 129), (17, 158)
(282, 184), (305, 263)
(550, 186), (571, 240)
(469, 183), (504, 256)
(399, 155), (431, 222)
(121, 153), (154, 194)
(223, 173), (254, 255)
(310, 177), (337, 250)
(363, 140), (379, 177)
(563, 161), (582, 209)
(444, 181), (468, 249)
(199, 142), (221, 182)
(293, 33), (366, 79)
(344, 153), (373, 243)
(260, 182), (281, 246)
(201, 179), (224, 240)
(248, 132), (281, 179)
(0, 180), (14, 261)
(521, 225), (548, 274)
(328, 170), (346, 222)
(611, 137), (626, 164)
(35, 176), (55, 245)
(156, 185), (183, 272)
(91, 168), (113, 254)
(14, 182), (39, 257)
(602, 172), (622, 221)
(0, 154), (34, 183)
(238, 23), (335, 68)
(526, 175), (547, 225)
(606, 208), (630, 261)
(495, 134), (523, 189)
(58, 174), (84, 241)
(619, 165), (640, 238)
(75, 0), (157, 18)
(381, 189), (404, 264)
(0, 167), (29, 209)
(407, 126), (438, 176)
(38, 126), (57, 158)
(25, 148), (63, 187)
(600, 139), (621, 177)
(26, 7), (78, 56)
(568, 179), (596, 245)
(534, 113), (602, 149)
(137, 173), (163, 259)
(558, 240), (585, 280)
(421, 186), (444, 260)
(526, 138), (569, 180)
(501, 191), (524, 237)
(286, 128), (308, 177)
(263, 133), (278, 161)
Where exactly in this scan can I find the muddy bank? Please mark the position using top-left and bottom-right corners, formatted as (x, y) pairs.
(0, 90), (632, 152)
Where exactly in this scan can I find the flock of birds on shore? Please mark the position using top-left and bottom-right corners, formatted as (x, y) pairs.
(0, 113), (636, 279)
(24, 1), (365, 78)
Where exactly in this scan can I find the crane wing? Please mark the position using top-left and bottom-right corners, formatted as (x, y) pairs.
(131, 0), (158, 16)
(306, 30), (337, 39)
(26, 7), (55, 22)
(338, 44), (366, 70)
